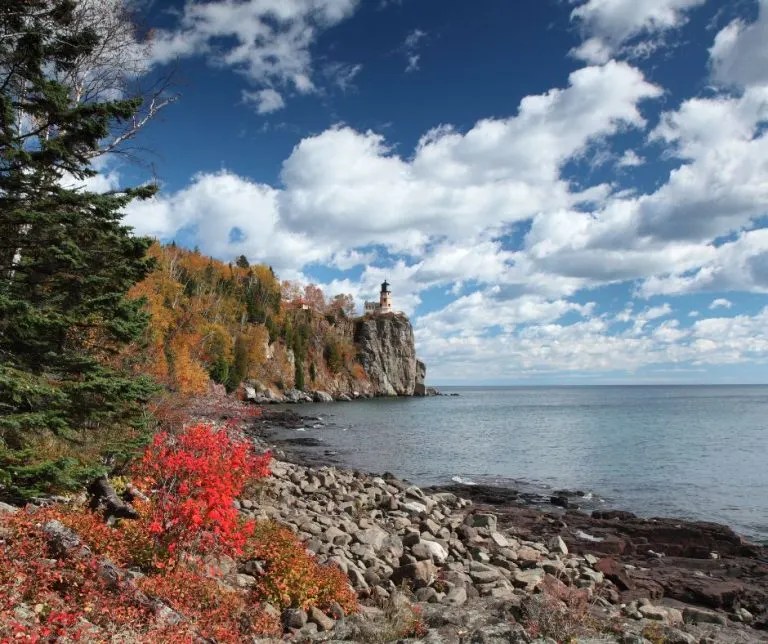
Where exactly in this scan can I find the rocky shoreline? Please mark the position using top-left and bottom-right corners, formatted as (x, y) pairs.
(244, 407), (768, 643)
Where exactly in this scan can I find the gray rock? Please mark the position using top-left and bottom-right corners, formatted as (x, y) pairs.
(390, 560), (438, 587)
(415, 586), (440, 603)
(235, 573), (257, 588)
(516, 546), (542, 567)
(548, 535), (568, 555)
(467, 514), (497, 532)
(682, 606), (727, 626)
(0, 502), (18, 515)
(283, 608), (308, 629)
(308, 605), (335, 631)
(356, 526), (389, 551)
(489, 532), (509, 548)
(512, 568), (544, 591)
(444, 586), (468, 606)
(412, 540), (449, 564)
(313, 391), (334, 403)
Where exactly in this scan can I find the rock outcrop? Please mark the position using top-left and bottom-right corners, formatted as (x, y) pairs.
(353, 313), (424, 396)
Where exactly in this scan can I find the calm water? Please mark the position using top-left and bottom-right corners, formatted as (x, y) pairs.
(279, 386), (768, 543)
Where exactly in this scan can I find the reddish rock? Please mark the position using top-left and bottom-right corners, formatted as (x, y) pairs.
(597, 557), (634, 591)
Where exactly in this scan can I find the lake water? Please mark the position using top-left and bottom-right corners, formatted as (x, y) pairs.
(277, 386), (768, 543)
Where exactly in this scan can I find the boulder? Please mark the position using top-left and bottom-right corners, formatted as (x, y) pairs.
(516, 546), (542, 567)
(308, 606), (335, 631)
(549, 535), (569, 555)
(390, 560), (438, 587)
(596, 557), (634, 591)
(444, 586), (467, 606)
(682, 606), (727, 626)
(467, 514), (497, 532)
(356, 526), (389, 552)
(283, 608), (308, 629)
(513, 569), (545, 591)
(313, 391), (334, 403)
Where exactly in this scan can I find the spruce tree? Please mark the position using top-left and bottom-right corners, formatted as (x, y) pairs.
(0, 1), (159, 499)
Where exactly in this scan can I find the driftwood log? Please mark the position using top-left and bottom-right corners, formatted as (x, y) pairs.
(87, 475), (139, 519)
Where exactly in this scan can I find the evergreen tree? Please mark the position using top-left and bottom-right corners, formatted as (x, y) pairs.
(226, 335), (248, 393)
(0, 1), (160, 499)
(294, 360), (305, 391)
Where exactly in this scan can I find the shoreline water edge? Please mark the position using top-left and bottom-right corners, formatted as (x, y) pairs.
(241, 405), (768, 643)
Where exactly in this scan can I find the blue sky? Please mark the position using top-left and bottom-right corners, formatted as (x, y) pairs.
(107, 0), (768, 384)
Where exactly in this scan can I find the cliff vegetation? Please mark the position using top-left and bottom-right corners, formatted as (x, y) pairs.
(124, 242), (370, 397)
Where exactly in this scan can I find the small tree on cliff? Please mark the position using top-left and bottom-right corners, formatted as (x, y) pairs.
(0, 0), (166, 499)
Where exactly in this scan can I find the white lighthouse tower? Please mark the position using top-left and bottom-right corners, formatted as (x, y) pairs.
(379, 280), (392, 313)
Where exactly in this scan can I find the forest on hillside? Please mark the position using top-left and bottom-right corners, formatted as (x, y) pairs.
(125, 243), (365, 397)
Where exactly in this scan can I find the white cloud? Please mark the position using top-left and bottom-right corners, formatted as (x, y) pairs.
(123, 171), (330, 271)
(149, 0), (360, 100)
(639, 229), (768, 296)
(618, 149), (645, 167)
(416, 304), (768, 380)
(571, 0), (707, 62)
(709, 298), (733, 310)
(710, 0), (768, 89)
(278, 62), (660, 251)
(403, 28), (427, 72)
(324, 62), (363, 91)
(242, 88), (285, 114)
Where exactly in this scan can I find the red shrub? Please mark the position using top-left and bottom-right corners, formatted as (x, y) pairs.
(137, 423), (271, 562)
(0, 508), (153, 641)
(138, 566), (280, 642)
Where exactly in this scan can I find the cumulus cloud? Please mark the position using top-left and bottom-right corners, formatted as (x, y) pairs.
(278, 62), (660, 250)
(710, 0), (768, 89)
(570, 0), (707, 62)
(123, 171), (330, 271)
(709, 298), (733, 310)
(148, 0), (360, 102)
(242, 88), (285, 114)
(618, 149), (645, 167)
(416, 304), (768, 381)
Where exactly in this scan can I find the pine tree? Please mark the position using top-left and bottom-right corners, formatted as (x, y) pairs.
(0, 1), (160, 499)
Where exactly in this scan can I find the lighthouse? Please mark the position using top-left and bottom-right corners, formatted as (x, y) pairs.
(364, 281), (394, 315)
(379, 280), (392, 313)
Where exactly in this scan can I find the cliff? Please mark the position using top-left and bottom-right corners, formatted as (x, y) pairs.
(125, 243), (427, 400)
(353, 313), (425, 396)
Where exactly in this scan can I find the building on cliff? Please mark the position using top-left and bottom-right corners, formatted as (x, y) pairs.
(364, 281), (394, 315)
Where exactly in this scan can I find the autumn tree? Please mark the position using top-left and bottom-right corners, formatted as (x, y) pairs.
(328, 293), (356, 318)
(303, 284), (326, 312)
(0, 0), (168, 499)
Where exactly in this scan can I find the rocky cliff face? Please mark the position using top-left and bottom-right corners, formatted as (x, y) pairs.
(353, 313), (425, 396)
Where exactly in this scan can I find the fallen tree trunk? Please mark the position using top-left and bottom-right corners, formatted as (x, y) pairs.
(87, 475), (139, 519)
